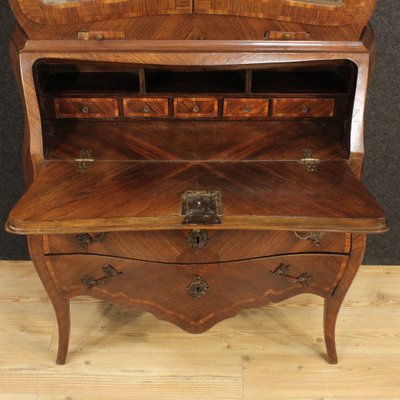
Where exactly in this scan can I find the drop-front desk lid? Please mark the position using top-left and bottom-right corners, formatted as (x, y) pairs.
(10, 0), (375, 27)
(6, 161), (387, 235)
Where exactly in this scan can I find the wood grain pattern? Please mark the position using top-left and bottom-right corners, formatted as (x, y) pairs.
(6, 161), (387, 235)
(123, 97), (169, 118)
(45, 253), (349, 334)
(44, 231), (351, 262)
(54, 97), (119, 118)
(10, 0), (193, 25)
(223, 98), (269, 118)
(272, 98), (335, 118)
(174, 97), (219, 118)
(8, 0), (375, 37)
(10, 14), (375, 41)
(42, 120), (348, 161)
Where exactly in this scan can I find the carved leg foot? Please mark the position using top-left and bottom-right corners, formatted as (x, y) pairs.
(323, 234), (366, 364)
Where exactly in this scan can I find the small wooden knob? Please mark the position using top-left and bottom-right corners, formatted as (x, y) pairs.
(81, 106), (90, 114)
(143, 105), (151, 113)
(192, 106), (200, 113)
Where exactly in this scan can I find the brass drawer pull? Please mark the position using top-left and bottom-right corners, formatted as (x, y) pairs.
(81, 265), (122, 289)
(187, 275), (209, 299)
(143, 105), (151, 113)
(75, 232), (108, 251)
(187, 230), (209, 253)
(301, 105), (311, 114)
(271, 263), (312, 287)
(242, 106), (250, 113)
(294, 231), (325, 247)
(81, 106), (90, 114)
(192, 105), (200, 113)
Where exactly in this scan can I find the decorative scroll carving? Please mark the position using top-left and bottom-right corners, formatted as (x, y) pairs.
(187, 275), (209, 298)
(187, 230), (209, 253)
(294, 231), (326, 247)
(271, 263), (312, 287)
(80, 265), (122, 288)
(75, 232), (108, 251)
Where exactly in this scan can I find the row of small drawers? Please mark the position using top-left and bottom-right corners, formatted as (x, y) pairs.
(54, 97), (335, 119)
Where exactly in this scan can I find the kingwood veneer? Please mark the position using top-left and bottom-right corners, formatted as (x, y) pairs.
(5, 0), (387, 364)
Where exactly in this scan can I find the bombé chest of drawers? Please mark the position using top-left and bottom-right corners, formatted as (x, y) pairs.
(6, 0), (387, 364)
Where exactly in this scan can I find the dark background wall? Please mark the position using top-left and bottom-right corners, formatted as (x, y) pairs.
(0, 2), (398, 263)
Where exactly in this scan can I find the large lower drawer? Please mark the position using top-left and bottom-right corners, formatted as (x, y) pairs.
(45, 253), (348, 333)
(44, 230), (351, 263)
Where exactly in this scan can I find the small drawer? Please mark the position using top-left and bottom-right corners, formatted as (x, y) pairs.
(174, 97), (218, 118)
(123, 98), (169, 118)
(272, 98), (335, 118)
(54, 98), (119, 118)
(223, 98), (269, 118)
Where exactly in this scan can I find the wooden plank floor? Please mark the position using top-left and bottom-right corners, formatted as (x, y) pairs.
(0, 261), (399, 400)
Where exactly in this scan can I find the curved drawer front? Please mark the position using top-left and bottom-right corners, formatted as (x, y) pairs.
(44, 230), (351, 263)
(46, 253), (348, 333)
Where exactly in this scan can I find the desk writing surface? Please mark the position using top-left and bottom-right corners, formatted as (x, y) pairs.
(7, 161), (387, 234)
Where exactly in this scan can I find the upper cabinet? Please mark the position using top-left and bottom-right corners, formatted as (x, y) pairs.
(194, 0), (376, 27)
(10, 0), (375, 26)
(8, 0), (376, 40)
(9, 0), (193, 25)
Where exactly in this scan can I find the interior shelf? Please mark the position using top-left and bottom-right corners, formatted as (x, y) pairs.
(145, 70), (247, 93)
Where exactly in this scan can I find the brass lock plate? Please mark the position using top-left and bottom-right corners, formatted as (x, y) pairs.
(181, 191), (223, 225)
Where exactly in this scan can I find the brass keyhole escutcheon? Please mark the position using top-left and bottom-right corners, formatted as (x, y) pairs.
(187, 230), (209, 253)
(187, 275), (209, 299)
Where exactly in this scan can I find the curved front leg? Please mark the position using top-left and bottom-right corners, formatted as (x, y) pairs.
(324, 234), (366, 364)
(28, 235), (71, 365)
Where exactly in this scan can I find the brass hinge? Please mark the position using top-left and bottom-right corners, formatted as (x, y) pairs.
(300, 149), (320, 172)
(75, 149), (94, 172)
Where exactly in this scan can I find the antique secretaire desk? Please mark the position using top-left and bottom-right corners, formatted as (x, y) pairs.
(6, 0), (387, 364)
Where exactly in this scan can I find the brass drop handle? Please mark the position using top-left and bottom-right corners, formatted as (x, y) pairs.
(143, 105), (151, 113)
(81, 265), (122, 289)
(192, 105), (200, 113)
(75, 232), (108, 251)
(301, 105), (311, 114)
(270, 263), (312, 287)
(81, 106), (90, 114)
(294, 231), (325, 247)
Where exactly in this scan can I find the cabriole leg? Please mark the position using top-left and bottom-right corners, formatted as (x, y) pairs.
(28, 235), (71, 365)
(323, 234), (366, 364)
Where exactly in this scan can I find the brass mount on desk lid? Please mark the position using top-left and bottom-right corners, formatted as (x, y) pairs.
(181, 191), (223, 225)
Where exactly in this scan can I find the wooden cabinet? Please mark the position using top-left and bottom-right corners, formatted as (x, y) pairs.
(6, 0), (386, 366)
